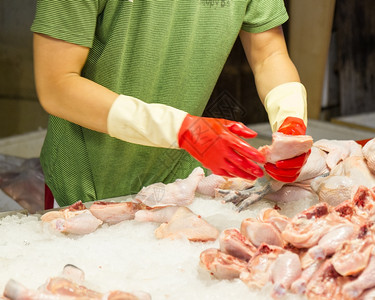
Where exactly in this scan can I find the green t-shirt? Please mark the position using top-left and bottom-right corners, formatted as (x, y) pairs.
(31, 0), (288, 206)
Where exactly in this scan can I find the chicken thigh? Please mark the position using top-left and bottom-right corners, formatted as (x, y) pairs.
(199, 248), (248, 280)
(219, 228), (257, 261)
(135, 167), (204, 207)
(154, 207), (219, 242)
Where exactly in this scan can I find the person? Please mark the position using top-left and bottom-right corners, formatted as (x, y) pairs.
(31, 0), (310, 208)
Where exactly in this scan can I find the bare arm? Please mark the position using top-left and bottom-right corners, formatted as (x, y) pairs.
(240, 27), (310, 183)
(33, 33), (266, 180)
(33, 33), (119, 133)
(240, 26), (300, 102)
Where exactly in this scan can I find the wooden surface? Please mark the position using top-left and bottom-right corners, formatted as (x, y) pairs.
(287, 0), (336, 120)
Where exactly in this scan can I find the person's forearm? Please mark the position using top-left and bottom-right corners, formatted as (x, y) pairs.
(239, 27), (300, 102)
(252, 52), (300, 102)
(37, 73), (118, 134)
(33, 33), (118, 134)
(240, 28), (307, 132)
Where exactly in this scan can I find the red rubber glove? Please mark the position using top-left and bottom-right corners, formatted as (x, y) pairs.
(264, 117), (311, 182)
(178, 114), (265, 180)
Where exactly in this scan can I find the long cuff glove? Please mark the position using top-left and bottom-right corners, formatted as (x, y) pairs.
(107, 95), (265, 180)
(263, 82), (311, 182)
(178, 115), (265, 180)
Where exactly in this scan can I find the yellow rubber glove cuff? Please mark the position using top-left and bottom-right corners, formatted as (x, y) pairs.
(107, 95), (187, 148)
(264, 82), (307, 132)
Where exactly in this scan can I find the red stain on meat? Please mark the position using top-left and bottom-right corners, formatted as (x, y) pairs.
(304, 203), (329, 219)
(335, 202), (354, 218)
(354, 187), (369, 208)
(258, 244), (272, 255)
(358, 224), (369, 239)
(67, 201), (86, 211)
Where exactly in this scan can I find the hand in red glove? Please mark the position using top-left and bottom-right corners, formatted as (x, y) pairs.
(178, 114), (265, 180)
(264, 117), (311, 182)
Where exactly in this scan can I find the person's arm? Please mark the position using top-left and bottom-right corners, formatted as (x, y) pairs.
(240, 27), (310, 182)
(33, 33), (265, 180)
(33, 33), (118, 133)
(239, 26), (300, 101)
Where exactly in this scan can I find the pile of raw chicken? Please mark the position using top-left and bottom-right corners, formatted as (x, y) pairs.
(201, 136), (375, 300)
(2, 134), (375, 300)
(3, 264), (151, 300)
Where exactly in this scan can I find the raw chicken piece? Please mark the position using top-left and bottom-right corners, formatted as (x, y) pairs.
(239, 208), (289, 248)
(333, 187), (375, 226)
(220, 133), (313, 210)
(314, 139), (363, 170)
(240, 244), (285, 289)
(306, 259), (350, 300)
(47, 278), (143, 300)
(89, 201), (143, 224)
(199, 248), (248, 280)
(342, 254), (375, 299)
(334, 199), (356, 220)
(333, 199), (369, 227)
(134, 206), (179, 223)
(331, 156), (375, 190)
(219, 146), (327, 211)
(283, 202), (352, 249)
(3, 279), (77, 300)
(264, 146), (328, 205)
(195, 174), (227, 197)
(258, 208), (290, 233)
(311, 153), (375, 207)
(44, 277), (104, 299)
(311, 175), (357, 207)
(258, 132), (313, 164)
(352, 185), (375, 219)
(307, 223), (358, 260)
(61, 264), (85, 284)
(290, 260), (323, 295)
(135, 167), (204, 207)
(240, 218), (284, 247)
(218, 177), (255, 191)
(210, 176), (256, 200)
(154, 207), (219, 242)
(363, 138), (375, 173)
(106, 290), (149, 300)
(360, 287), (375, 300)
(41, 210), (75, 223)
(331, 236), (374, 276)
(41, 201), (87, 222)
(281, 202), (333, 248)
(264, 185), (319, 207)
(41, 202), (103, 235)
(270, 251), (302, 299)
(3, 265), (150, 300)
(219, 138), (372, 211)
(295, 146), (330, 182)
(55, 210), (103, 235)
(219, 228), (257, 261)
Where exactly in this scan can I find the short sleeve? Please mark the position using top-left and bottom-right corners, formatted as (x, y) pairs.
(31, 0), (106, 48)
(242, 0), (289, 33)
